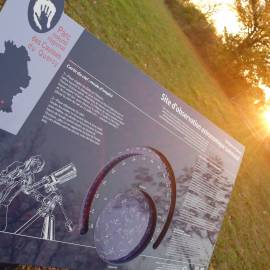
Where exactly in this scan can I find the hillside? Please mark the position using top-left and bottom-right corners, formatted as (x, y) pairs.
(1, 0), (270, 269)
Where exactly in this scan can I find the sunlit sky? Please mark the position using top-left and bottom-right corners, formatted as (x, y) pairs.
(191, 0), (241, 35)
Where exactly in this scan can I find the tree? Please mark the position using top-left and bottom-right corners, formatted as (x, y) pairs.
(165, 0), (269, 100)
(223, 0), (270, 97)
(166, 0), (249, 97)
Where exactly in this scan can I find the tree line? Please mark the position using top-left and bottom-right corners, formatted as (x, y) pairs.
(166, 0), (270, 105)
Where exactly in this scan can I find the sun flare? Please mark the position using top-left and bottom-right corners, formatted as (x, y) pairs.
(191, 0), (241, 35)
(213, 7), (241, 34)
(259, 83), (270, 102)
(263, 108), (270, 130)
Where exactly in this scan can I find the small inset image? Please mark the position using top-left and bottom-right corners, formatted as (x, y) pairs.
(28, 0), (64, 33)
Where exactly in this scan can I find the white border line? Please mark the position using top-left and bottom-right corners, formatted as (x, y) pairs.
(0, 231), (207, 267)
(68, 59), (201, 153)
(0, 231), (95, 249)
(69, 59), (239, 178)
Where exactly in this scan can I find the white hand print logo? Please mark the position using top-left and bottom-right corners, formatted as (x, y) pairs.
(28, 0), (64, 33)
(34, 0), (56, 31)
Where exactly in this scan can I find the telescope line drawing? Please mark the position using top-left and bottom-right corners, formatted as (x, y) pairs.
(0, 156), (77, 241)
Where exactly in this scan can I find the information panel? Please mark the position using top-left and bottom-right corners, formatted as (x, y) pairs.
(0, 1), (244, 269)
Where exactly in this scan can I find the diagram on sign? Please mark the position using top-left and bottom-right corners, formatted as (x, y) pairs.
(79, 146), (177, 265)
(0, 156), (77, 241)
(0, 41), (31, 113)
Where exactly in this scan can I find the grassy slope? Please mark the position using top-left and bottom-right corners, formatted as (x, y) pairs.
(1, 0), (270, 269)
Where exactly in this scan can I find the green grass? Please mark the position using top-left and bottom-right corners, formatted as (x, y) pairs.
(1, 0), (270, 269)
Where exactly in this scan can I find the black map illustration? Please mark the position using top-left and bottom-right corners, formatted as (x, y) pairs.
(0, 41), (31, 113)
